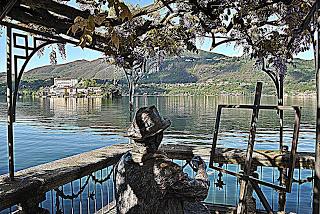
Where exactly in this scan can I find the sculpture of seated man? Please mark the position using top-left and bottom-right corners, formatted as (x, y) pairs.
(114, 105), (210, 214)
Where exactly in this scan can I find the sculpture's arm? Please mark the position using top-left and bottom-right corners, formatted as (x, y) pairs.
(157, 157), (209, 201)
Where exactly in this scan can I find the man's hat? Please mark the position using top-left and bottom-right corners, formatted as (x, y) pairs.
(127, 105), (171, 141)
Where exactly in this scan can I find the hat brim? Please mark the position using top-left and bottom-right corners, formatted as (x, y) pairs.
(125, 118), (171, 140)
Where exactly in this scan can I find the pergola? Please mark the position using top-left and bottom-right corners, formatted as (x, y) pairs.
(1, 0), (320, 213)
(0, 0), (106, 180)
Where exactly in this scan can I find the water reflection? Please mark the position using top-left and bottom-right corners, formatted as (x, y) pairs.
(47, 98), (103, 115)
(0, 95), (317, 175)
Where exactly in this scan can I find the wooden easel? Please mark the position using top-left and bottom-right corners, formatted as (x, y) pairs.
(209, 82), (301, 213)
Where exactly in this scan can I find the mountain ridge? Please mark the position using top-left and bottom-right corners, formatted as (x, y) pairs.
(0, 50), (316, 95)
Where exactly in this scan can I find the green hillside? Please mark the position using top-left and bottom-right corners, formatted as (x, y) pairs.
(141, 51), (315, 96)
(23, 58), (125, 80)
(0, 50), (316, 96)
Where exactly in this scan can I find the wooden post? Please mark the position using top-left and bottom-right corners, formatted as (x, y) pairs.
(211, 105), (222, 158)
(237, 82), (262, 214)
(6, 26), (14, 180)
(251, 180), (273, 214)
(314, 0), (320, 212)
(240, 165), (258, 214)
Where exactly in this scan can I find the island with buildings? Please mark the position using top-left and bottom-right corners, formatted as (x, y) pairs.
(39, 78), (121, 98)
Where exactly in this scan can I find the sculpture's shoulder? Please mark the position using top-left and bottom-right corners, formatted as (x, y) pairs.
(115, 151), (184, 186)
(116, 151), (133, 173)
(152, 153), (185, 188)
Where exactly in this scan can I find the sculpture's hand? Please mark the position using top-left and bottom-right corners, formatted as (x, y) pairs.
(190, 156), (207, 172)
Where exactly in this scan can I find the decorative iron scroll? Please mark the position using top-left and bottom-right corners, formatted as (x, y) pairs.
(54, 167), (114, 200)
(6, 27), (65, 179)
(53, 166), (115, 214)
(10, 30), (64, 120)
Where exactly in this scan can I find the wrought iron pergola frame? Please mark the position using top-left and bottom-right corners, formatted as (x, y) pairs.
(0, 0), (106, 180)
(5, 27), (65, 179)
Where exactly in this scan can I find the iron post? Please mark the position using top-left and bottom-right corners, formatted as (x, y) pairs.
(4, 26), (62, 181)
(278, 73), (287, 212)
(6, 26), (14, 180)
(313, 0), (320, 212)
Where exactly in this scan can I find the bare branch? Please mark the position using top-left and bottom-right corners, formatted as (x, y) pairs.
(133, 0), (178, 18)
(160, 0), (174, 13)
(211, 38), (240, 48)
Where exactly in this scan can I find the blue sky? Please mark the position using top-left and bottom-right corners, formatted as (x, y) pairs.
(196, 36), (314, 60)
(0, 0), (315, 73)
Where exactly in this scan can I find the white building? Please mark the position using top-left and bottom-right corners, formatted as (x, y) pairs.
(88, 87), (102, 95)
(54, 78), (78, 88)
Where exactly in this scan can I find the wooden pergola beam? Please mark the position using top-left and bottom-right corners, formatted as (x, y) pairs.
(19, 0), (91, 20)
(0, 0), (179, 57)
(0, 20), (107, 53)
(8, 6), (72, 33)
(0, 0), (18, 21)
(2, 0), (168, 53)
(0, 4), (168, 59)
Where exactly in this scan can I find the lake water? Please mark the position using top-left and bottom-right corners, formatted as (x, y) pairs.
(0, 95), (316, 213)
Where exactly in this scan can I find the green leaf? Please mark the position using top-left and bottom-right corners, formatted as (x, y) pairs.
(108, 6), (117, 18)
(85, 34), (93, 45)
(68, 16), (86, 35)
(78, 32), (93, 48)
(111, 31), (120, 49)
(78, 36), (86, 49)
(68, 24), (80, 35)
(118, 3), (132, 21)
(87, 15), (95, 32)
(94, 14), (107, 25)
(74, 16), (85, 24)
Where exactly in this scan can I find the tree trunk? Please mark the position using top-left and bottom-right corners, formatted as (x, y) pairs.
(129, 81), (135, 112)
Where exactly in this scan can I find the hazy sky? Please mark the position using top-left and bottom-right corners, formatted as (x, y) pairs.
(0, 0), (314, 73)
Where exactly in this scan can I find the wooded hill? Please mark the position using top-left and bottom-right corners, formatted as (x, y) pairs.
(0, 50), (315, 96)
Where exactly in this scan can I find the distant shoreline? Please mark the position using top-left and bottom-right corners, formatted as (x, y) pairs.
(0, 93), (314, 100)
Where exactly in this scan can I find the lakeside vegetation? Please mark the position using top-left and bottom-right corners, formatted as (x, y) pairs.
(0, 51), (315, 97)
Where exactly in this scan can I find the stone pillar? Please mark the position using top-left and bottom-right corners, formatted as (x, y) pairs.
(17, 194), (49, 214)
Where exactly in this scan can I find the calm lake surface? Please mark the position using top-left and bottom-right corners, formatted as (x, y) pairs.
(0, 95), (316, 213)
